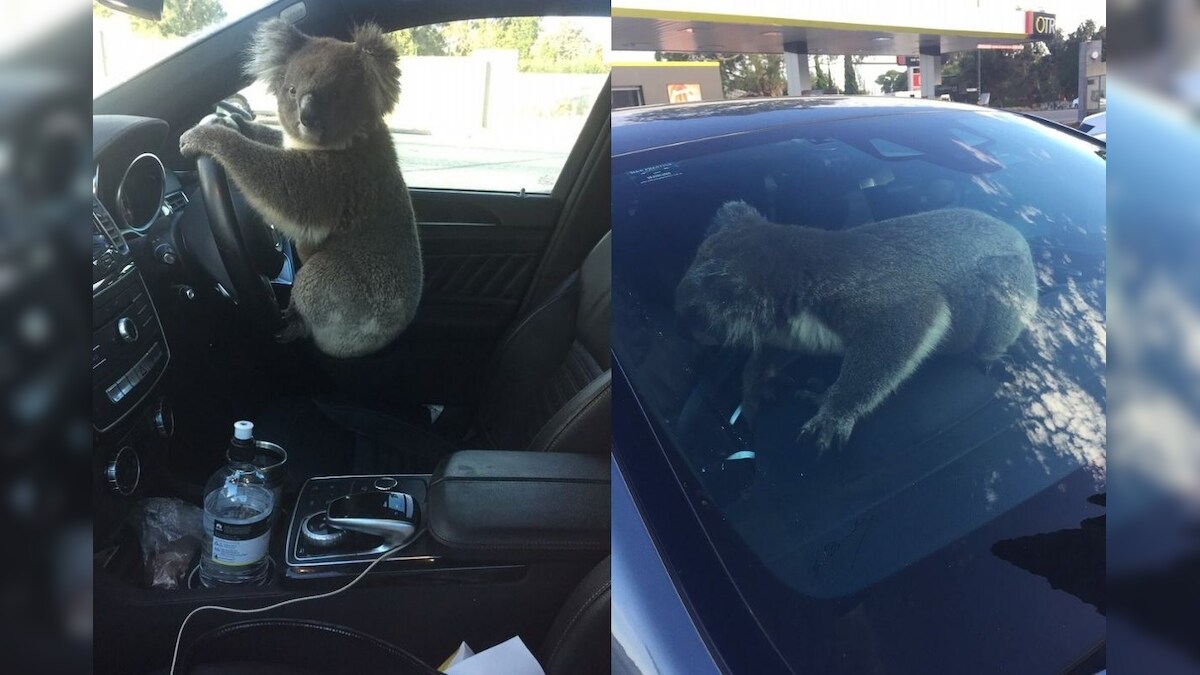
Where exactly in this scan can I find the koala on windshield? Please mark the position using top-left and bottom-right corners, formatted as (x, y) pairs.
(675, 202), (1038, 453)
(179, 20), (421, 358)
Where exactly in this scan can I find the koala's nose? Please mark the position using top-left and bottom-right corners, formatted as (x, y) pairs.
(299, 94), (320, 128)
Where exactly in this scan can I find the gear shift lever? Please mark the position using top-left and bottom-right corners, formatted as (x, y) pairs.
(325, 491), (420, 547)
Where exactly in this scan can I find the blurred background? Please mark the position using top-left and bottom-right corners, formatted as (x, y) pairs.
(1, 0), (92, 672)
(1107, 0), (1200, 673)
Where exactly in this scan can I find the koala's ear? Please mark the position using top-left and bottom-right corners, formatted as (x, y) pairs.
(245, 19), (308, 94)
(709, 200), (764, 235)
(352, 23), (401, 114)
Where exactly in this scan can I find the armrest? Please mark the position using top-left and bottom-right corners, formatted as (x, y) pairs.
(428, 451), (610, 562)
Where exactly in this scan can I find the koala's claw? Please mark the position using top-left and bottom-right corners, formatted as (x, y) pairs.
(274, 308), (310, 344)
(797, 410), (854, 455)
(179, 124), (233, 159)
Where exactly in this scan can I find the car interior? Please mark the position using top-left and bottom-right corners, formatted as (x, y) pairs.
(91, 1), (611, 673)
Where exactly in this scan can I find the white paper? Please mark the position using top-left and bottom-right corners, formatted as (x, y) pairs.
(445, 636), (544, 675)
(438, 642), (475, 671)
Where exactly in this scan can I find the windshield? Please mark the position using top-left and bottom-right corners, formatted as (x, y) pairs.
(613, 107), (1106, 673)
(93, 0), (275, 96)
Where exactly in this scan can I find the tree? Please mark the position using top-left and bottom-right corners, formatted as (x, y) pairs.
(656, 52), (786, 98)
(440, 18), (541, 62)
(940, 20), (1105, 106)
(843, 56), (863, 95)
(130, 0), (226, 38)
(1052, 20), (1104, 100)
(812, 56), (840, 93)
(723, 54), (786, 97)
(389, 25), (448, 57)
(875, 69), (907, 94)
(527, 24), (606, 73)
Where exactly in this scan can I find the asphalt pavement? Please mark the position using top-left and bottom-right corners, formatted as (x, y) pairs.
(395, 133), (566, 194)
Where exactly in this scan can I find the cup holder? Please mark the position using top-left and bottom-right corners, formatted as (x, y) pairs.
(187, 556), (276, 590)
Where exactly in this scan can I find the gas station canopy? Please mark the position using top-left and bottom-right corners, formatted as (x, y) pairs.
(611, 0), (1057, 100)
(612, 0), (1046, 56)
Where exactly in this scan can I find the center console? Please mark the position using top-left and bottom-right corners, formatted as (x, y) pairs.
(285, 474), (436, 578)
(93, 195), (170, 435)
(96, 449), (609, 674)
(283, 451), (609, 579)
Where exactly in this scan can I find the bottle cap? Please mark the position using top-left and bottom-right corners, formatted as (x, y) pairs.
(233, 420), (254, 440)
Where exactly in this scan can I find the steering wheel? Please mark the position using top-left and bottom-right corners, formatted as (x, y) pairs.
(193, 113), (286, 335)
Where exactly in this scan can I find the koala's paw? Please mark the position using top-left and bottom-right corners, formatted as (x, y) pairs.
(179, 124), (235, 159)
(274, 307), (310, 344)
(797, 408), (855, 455)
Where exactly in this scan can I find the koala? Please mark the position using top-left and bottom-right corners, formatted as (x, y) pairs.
(675, 201), (1037, 453)
(179, 20), (422, 358)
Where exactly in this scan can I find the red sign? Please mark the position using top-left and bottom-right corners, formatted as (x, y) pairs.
(911, 69), (921, 89)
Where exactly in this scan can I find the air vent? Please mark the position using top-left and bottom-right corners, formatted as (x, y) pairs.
(164, 190), (189, 214)
(93, 197), (129, 254)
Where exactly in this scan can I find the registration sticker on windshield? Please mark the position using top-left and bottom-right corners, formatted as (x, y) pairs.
(628, 162), (683, 185)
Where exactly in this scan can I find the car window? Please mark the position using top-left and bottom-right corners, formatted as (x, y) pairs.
(613, 109), (1106, 670)
(237, 17), (611, 194)
(93, 0), (277, 95)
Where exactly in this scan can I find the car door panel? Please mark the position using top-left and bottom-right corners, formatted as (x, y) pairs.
(315, 191), (561, 407)
(412, 223), (549, 338)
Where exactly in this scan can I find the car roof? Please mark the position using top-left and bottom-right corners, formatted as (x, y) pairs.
(612, 96), (1004, 157)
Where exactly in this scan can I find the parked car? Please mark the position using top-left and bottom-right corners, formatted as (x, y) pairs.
(1080, 111), (1106, 140)
(612, 97), (1106, 674)
(92, 1), (611, 673)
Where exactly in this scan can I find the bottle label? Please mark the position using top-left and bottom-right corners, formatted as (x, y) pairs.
(208, 515), (271, 566)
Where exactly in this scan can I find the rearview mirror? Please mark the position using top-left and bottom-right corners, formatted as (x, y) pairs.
(95, 0), (164, 22)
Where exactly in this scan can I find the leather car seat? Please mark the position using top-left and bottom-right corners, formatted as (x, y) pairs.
(258, 232), (611, 478)
(164, 556), (611, 675)
(470, 229), (611, 455)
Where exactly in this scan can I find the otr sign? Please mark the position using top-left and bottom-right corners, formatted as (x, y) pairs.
(1025, 11), (1056, 38)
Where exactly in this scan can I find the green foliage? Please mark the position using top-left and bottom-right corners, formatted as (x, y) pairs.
(440, 18), (542, 62)
(942, 20), (1105, 107)
(526, 24), (606, 73)
(389, 19), (605, 73)
(389, 25), (448, 57)
(656, 52), (786, 98)
(875, 69), (907, 94)
(843, 56), (862, 95)
(129, 0), (226, 38)
(812, 56), (840, 93)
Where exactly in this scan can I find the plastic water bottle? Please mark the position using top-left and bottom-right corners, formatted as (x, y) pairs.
(198, 421), (275, 586)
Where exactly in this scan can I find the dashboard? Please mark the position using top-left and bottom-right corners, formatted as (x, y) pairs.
(91, 113), (293, 507)
(93, 115), (180, 499)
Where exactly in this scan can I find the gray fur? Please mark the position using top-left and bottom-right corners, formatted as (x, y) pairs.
(676, 202), (1037, 452)
(181, 20), (422, 358)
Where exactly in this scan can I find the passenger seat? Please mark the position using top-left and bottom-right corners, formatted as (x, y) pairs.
(258, 232), (611, 477)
